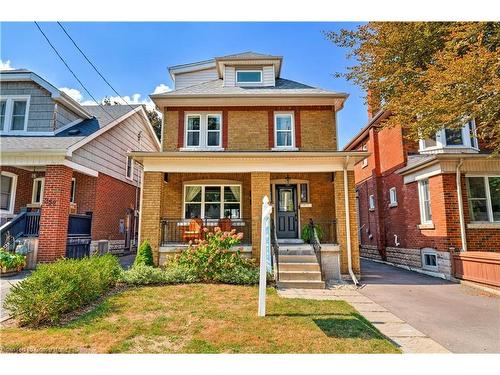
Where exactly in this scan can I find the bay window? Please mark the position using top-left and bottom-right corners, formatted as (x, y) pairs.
(184, 184), (241, 219)
(467, 176), (500, 222)
(184, 113), (222, 149)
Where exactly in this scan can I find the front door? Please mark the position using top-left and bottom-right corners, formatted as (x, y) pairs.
(276, 185), (298, 239)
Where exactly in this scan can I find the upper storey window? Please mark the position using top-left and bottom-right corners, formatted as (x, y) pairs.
(184, 113), (222, 150)
(0, 96), (30, 134)
(274, 113), (295, 149)
(236, 70), (262, 85)
(419, 120), (478, 153)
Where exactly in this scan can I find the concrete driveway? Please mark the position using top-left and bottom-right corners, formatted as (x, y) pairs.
(359, 259), (500, 353)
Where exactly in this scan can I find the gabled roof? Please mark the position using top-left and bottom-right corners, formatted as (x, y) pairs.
(83, 104), (143, 127)
(0, 70), (93, 119)
(215, 51), (282, 60)
(214, 51), (283, 78)
(151, 78), (344, 97)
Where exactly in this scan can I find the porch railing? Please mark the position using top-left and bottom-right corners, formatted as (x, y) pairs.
(270, 217), (280, 281)
(309, 219), (323, 280)
(160, 218), (252, 246)
(0, 210), (41, 248)
(310, 219), (338, 244)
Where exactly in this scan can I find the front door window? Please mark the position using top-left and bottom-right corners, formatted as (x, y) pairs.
(276, 185), (298, 239)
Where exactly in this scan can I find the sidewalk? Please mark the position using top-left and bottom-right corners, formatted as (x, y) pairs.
(278, 287), (450, 353)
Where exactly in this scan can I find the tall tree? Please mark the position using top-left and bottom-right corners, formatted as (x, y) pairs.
(146, 109), (162, 141)
(325, 22), (500, 152)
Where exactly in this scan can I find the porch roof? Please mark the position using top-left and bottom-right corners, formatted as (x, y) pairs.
(130, 150), (369, 173)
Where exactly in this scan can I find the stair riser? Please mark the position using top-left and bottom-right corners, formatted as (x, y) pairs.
(279, 272), (322, 281)
(279, 255), (317, 263)
(277, 281), (325, 289)
(279, 250), (315, 256)
(279, 263), (320, 271)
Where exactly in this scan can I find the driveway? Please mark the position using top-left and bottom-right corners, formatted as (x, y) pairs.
(359, 259), (500, 353)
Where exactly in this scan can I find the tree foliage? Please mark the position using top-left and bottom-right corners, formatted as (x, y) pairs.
(325, 22), (500, 152)
(146, 108), (162, 141)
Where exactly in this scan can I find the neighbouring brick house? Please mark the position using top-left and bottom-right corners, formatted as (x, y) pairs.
(132, 52), (368, 288)
(344, 105), (500, 287)
(0, 70), (160, 265)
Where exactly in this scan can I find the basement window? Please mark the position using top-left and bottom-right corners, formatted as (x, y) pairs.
(421, 248), (438, 271)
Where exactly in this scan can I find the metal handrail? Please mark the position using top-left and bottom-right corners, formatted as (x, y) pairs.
(309, 219), (323, 280)
(270, 217), (280, 281)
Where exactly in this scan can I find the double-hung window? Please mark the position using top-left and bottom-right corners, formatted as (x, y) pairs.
(389, 187), (398, 206)
(274, 113), (294, 148)
(184, 185), (241, 219)
(0, 96), (30, 133)
(31, 178), (45, 205)
(467, 176), (500, 222)
(368, 195), (375, 211)
(418, 179), (432, 224)
(184, 113), (222, 149)
(1, 171), (17, 215)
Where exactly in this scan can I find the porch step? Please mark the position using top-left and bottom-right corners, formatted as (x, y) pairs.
(277, 280), (326, 289)
(279, 262), (320, 272)
(279, 249), (315, 256)
(279, 270), (322, 281)
(279, 255), (318, 263)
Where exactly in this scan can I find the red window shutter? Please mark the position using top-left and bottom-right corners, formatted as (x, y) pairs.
(294, 109), (301, 148)
(177, 110), (184, 148)
(268, 110), (274, 148)
(222, 109), (228, 148)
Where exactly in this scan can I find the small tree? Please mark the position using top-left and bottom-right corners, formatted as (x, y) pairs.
(134, 240), (154, 267)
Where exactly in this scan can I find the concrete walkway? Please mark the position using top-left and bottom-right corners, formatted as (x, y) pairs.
(358, 259), (500, 353)
(278, 287), (449, 353)
(0, 270), (30, 321)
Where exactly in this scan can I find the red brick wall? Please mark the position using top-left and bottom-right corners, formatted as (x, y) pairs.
(91, 173), (138, 241)
(73, 172), (97, 214)
(0, 166), (44, 213)
(37, 165), (72, 262)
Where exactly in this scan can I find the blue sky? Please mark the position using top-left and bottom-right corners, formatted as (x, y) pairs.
(0, 22), (367, 147)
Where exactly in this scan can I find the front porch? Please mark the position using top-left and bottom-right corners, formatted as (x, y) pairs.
(134, 151), (364, 278)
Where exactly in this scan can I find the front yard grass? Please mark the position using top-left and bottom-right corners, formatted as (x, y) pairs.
(0, 284), (399, 353)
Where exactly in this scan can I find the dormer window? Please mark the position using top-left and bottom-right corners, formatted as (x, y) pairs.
(419, 120), (478, 153)
(0, 96), (30, 134)
(236, 70), (262, 85)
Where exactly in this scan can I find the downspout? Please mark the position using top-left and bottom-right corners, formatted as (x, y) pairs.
(456, 159), (467, 252)
(344, 156), (359, 285)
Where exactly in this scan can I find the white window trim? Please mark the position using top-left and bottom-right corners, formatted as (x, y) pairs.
(31, 177), (45, 205)
(418, 179), (433, 225)
(183, 113), (223, 150)
(274, 112), (295, 149)
(0, 171), (17, 215)
(125, 154), (134, 181)
(368, 194), (375, 211)
(183, 184), (242, 220)
(466, 175), (500, 223)
(70, 178), (76, 203)
(235, 69), (263, 85)
(389, 187), (398, 207)
(418, 120), (479, 152)
(0, 95), (30, 134)
(421, 248), (439, 271)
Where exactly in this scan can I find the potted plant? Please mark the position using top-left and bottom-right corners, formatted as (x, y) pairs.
(0, 247), (27, 275)
(301, 222), (324, 243)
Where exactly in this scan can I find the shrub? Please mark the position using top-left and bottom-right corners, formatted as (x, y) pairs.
(168, 227), (259, 285)
(0, 248), (26, 271)
(301, 224), (323, 243)
(134, 240), (154, 267)
(3, 254), (121, 327)
(119, 264), (198, 285)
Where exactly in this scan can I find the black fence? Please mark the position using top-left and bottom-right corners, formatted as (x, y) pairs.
(68, 213), (92, 237)
(160, 218), (252, 246)
(66, 237), (92, 259)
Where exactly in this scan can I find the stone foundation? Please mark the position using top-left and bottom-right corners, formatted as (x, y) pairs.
(360, 244), (383, 261)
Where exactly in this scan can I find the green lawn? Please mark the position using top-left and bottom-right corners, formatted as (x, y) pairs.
(0, 284), (399, 353)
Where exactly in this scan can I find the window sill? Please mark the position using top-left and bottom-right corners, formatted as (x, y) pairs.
(368, 208), (375, 212)
(467, 222), (500, 229)
(179, 147), (225, 152)
(271, 147), (299, 152)
(418, 223), (435, 230)
(389, 203), (398, 208)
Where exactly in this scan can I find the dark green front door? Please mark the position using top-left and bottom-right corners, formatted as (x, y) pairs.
(276, 185), (298, 239)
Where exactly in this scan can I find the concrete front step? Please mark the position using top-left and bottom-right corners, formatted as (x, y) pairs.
(279, 270), (322, 281)
(279, 249), (315, 256)
(279, 255), (318, 263)
(277, 280), (326, 289)
(279, 262), (320, 271)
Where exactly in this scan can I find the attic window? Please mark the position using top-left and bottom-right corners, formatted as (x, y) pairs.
(236, 70), (262, 84)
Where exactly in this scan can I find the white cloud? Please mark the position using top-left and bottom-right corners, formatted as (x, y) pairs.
(153, 83), (171, 94)
(0, 59), (15, 70)
(59, 87), (83, 102)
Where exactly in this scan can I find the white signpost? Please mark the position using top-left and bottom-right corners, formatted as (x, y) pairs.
(258, 195), (273, 317)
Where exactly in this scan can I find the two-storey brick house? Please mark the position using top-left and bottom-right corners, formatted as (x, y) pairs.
(132, 52), (367, 288)
(0, 70), (160, 265)
(344, 105), (500, 287)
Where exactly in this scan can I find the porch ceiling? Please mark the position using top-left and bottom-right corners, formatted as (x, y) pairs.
(130, 151), (369, 173)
